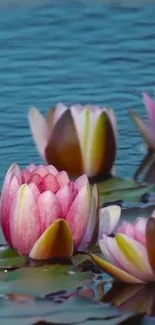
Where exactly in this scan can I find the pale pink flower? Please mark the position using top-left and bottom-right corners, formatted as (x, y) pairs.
(91, 212), (155, 283)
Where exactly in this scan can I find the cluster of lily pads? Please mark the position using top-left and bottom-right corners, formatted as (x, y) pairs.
(1, 90), (155, 291)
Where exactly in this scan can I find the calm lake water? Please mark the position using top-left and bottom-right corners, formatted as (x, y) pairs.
(0, 0), (155, 186)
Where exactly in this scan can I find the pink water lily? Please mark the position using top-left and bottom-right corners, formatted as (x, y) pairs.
(0, 164), (120, 259)
(91, 212), (155, 283)
(130, 92), (155, 150)
(28, 104), (117, 179)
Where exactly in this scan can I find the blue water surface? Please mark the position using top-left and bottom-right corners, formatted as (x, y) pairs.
(0, 0), (155, 185)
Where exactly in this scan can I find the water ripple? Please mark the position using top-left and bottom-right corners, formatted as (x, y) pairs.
(0, 1), (155, 184)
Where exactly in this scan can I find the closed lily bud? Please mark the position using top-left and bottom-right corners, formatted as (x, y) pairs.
(130, 92), (155, 150)
(0, 164), (120, 260)
(130, 92), (155, 181)
(28, 104), (117, 179)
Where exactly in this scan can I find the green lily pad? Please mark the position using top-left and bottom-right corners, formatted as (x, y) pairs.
(0, 245), (26, 269)
(97, 176), (155, 206)
(120, 205), (154, 223)
(72, 246), (101, 266)
(0, 256), (26, 269)
(72, 254), (91, 266)
(0, 246), (19, 259)
(0, 265), (93, 297)
(0, 293), (141, 325)
(97, 177), (141, 193)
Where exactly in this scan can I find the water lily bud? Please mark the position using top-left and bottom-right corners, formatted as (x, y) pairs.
(28, 104), (117, 179)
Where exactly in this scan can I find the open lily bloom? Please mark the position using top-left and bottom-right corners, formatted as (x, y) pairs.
(28, 104), (117, 179)
(91, 213), (155, 283)
(0, 164), (121, 260)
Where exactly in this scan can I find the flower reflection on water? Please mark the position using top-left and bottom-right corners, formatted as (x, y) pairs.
(103, 281), (155, 317)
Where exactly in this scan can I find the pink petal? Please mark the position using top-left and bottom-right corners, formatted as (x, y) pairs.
(87, 105), (101, 113)
(143, 92), (155, 129)
(68, 182), (78, 199)
(1, 175), (20, 246)
(116, 234), (155, 282)
(1, 164), (21, 201)
(52, 103), (68, 129)
(118, 218), (147, 247)
(118, 222), (135, 238)
(29, 174), (42, 186)
(70, 104), (85, 112)
(33, 165), (48, 177)
(100, 235), (154, 282)
(66, 184), (90, 248)
(134, 217), (147, 246)
(0, 164), (21, 246)
(10, 184), (40, 255)
(68, 182), (78, 200)
(91, 253), (142, 284)
(38, 173), (59, 194)
(1, 164), (22, 188)
(21, 169), (32, 183)
(130, 110), (155, 149)
(37, 191), (61, 234)
(68, 181), (74, 191)
(105, 108), (117, 144)
(99, 236), (122, 268)
(46, 165), (59, 175)
(10, 176), (21, 196)
(98, 205), (121, 239)
(26, 164), (36, 173)
(78, 184), (99, 250)
(28, 183), (40, 201)
(56, 171), (70, 188)
(56, 185), (74, 218)
(74, 175), (89, 192)
(28, 107), (50, 160)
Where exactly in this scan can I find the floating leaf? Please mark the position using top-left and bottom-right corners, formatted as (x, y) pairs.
(0, 293), (139, 325)
(0, 246), (18, 258)
(0, 246), (24, 270)
(0, 256), (26, 269)
(72, 254), (91, 266)
(100, 186), (155, 206)
(97, 177), (140, 193)
(97, 176), (155, 206)
(0, 265), (93, 297)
